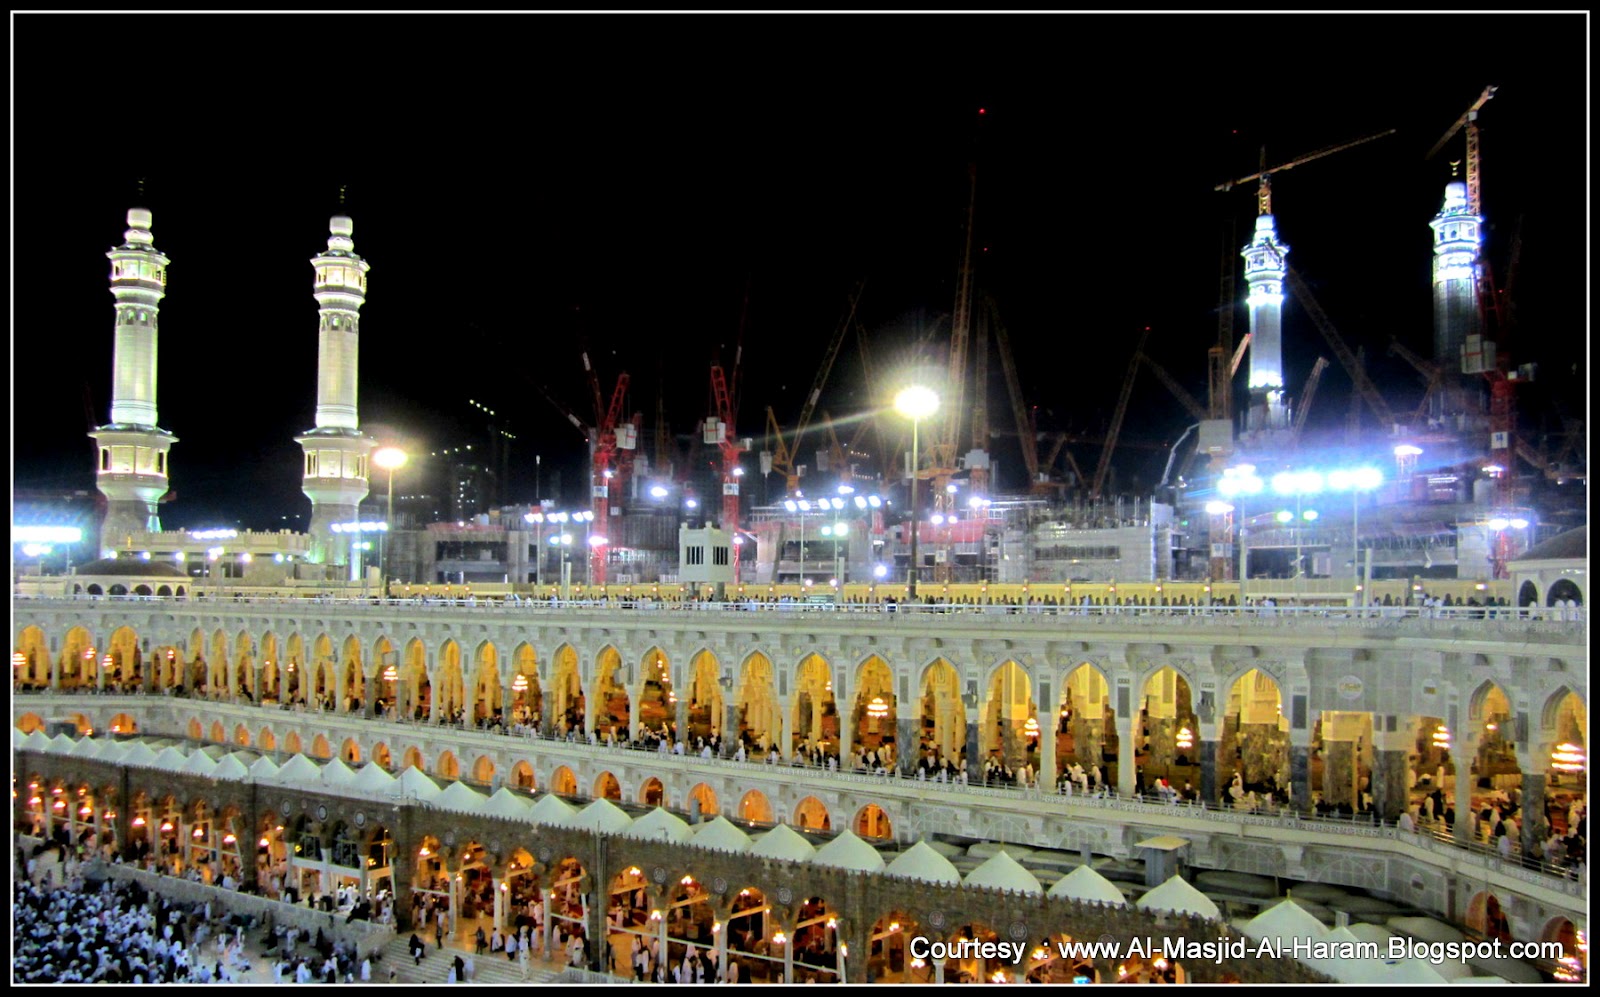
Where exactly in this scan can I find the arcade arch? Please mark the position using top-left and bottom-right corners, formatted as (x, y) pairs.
(793, 796), (830, 830)
(850, 655), (897, 770)
(981, 660), (1037, 775)
(736, 652), (779, 751)
(792, 653), (837, 758)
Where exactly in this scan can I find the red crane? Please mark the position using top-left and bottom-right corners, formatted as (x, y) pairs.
(708, 364), (746, 580)
(588, 370), (636, 587)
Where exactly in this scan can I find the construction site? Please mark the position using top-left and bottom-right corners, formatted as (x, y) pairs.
(333, 85), (1576, 610)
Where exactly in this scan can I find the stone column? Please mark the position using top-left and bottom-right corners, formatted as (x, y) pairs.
(965, 707), (981, 783)
(251, 663), (263, 705)
(1322, 736), (1355, 807)
(540, 687), (555, 736)
(1199, 726), (1219, 804)
(1371, 722), (1410, 824)
(724, 704), (740, 757)
(1117, 710), (1137, 797)
(837, 680), (854, 768)
(715, 916), (729, 979)
(1289, 731), (1312, 812)
(97, 657), (107, 692)
(1451, 742), (1474, 844)
(502, 683), (516, 729)
(492, 863), (508, 930)
(674, 694), (688, 745)
(628, 691), (643, 743)
(1038, 708), (1057, 790)
(50, 650), (61, 691)
(780, 700), (794, 758)
(896, 717), (918, 776)
(143, 652), (156, 694)
(428, 671), (441, 723)
(1520, 763), (1548, 861)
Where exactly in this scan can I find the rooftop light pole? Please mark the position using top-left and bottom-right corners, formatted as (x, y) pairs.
(372, 447), (407, 598)
(894, 385), (939, 601)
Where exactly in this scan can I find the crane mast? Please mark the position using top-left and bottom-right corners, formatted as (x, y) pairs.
(929, 163), (978, 513)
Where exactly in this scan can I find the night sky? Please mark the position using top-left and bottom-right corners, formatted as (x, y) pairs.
(11, 13), (1588, 531)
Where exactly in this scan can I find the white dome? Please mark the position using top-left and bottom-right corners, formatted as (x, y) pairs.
(627, 807), (693, 842)
(568, 798), (634, 834)
(750, 823), (816, 863)
(692, 817), (753, 853)
(1047, 865), (1127, 906)
(1136, 876), (1220, 920)
(481, 788), (532, 821)
(963, 849), (1043, 895)
(529, 794), (579, 826)
(885, 841), (962, 886)
(811, 830), (886, 873)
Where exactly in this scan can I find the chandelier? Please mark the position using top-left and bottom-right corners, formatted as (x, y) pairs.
(1023, 716), (1040, 739)
(512, 673), (528, 692)
(1551, 743), (1586, 774)
(867, 697), (890, 720)
(1432, 724), (1451, 749)
(1177, 726), (1194, 751)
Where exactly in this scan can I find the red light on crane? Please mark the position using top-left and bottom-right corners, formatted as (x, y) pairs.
(978, 108), (986, 115)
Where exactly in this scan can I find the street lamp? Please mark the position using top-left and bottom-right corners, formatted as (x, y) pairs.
(373, 447), (407, 598)
(550, 532), (574, 600)
(894, 385), (939, 600)
(1218, 464), (1263, 582)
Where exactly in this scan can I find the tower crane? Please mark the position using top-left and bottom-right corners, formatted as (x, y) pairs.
(1387, 338), (1445, 424)
(1215, 129), (1397, 217)
(1285, 267), (1397, 429)
(1090, 325), (1151, 500)
(1287, 357), (1329, 449)
(707, 363), (746, 579)
(1139, 352), (1209, 423)
(762, 281), (865, 496)
(928, 163), (979, 511)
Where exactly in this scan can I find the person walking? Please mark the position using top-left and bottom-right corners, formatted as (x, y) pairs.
(518, 939), (530, 981)
(504, 927), (517, 963)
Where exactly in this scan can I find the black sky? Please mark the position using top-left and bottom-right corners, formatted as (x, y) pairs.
(11, 13), (1589, 529)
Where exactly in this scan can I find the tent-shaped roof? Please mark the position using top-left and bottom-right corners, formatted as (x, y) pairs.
(154, 746), (190, 772)
(692, 816), (753, 853)
(1305, 926), (1386, 984)
(24, 729), (52, 753)
(48, 733), (79, 754)
(434, 781), (487, 815)
(213, 753), (250, 780)
(247, 755), (281, 781)
(482, 788), (531, 821)
(1243, 898), (1327, 943)
(121, 741), (159, 767)
(181, 750), (219, 776)
(627, 807), (693, 842)
(1514, 525), (1586, 563)
(320, 758), (357, 788)
(750, 823), (816, 863)
(1048, 864), (1127, 905)
(93, 739), (128, 763)
(352, 764), (397, 793)
(811, 830), (886, 873)
(70, 736), (101, 758)
(274, 754), (323, 785)
(529, 794), (579, 826)
(397, 766), (442, 802)
(886, 841), (962, 886)
(1136, 876), (1221, 920)
(568, 798), (634, 834)
(964, 849), (1043, 895)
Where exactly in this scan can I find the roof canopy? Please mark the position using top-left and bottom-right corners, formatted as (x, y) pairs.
(886, 841), (962, 886)
(627, 807), (693, 842)
(1136, 875), (1220, 920)
(1047, 865), (1127, 905)
(749, 823), (817, 863)
(964, 849), (1043, 895)
(811, 830), (886, 873)
(692, 816), (753, 853)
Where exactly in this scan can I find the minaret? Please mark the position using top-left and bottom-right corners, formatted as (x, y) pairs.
(90, 208), (177, 554)
(1428, 180), (1483, 421)
(295, 215), (373, 569)
(1242, 211), (1290, 432)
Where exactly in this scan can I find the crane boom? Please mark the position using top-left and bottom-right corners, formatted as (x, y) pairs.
(1229, 332), (1252, 377)
(986, 294), (1040, 486)
(786, 280), (865, 488)
(1285, 268), (1397, 428)
(1140, 353), (1209, 422)
(931, 163), (979, 489)
(1215, 129), (1397, 215)
(1091, 326), (1151, 500)
(1288, 357), (1329, 448)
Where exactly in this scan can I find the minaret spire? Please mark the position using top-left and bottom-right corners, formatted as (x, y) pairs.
(296, 214), (374, 569)
(1429, 179), (1484, 421)
(91, 207), (177, 553)
(1242, 212), (1290, 432)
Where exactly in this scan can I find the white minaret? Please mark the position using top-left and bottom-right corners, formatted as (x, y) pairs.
(1242, 212), (1290, 432)
(1428, 180), (1483, 421)
(295, 215), (373, 569)
(91, 207), (177, 554)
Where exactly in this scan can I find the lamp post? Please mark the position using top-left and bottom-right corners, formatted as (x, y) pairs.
(373, 447), (407, 598)
(894, 386), (939, 601)
(1218, 464), (1263, 585)
(1328, 468), (1383, 605)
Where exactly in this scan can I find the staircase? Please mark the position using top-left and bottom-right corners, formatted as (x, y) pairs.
(375, 936), (563, 985)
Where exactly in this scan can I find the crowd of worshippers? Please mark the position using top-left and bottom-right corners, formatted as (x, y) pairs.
(14, 856), (257, 984)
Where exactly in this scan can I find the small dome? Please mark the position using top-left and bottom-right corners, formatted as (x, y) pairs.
(127, 207), (154, 230)
(1254, 214), (1277, 235)
(1442, 181), (1468, 208)
(330, 215), (354, 237)
(74, 558), (187, 578)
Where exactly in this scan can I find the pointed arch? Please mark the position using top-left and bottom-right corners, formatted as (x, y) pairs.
(639, 776), (665, 807)
(850, 653), (897, 769)
(686, 649), (724, 744)
(13, 625), (50, 688)
(981, 660), (1037, 772)
(510, 760), (535, 790)
(549, 765), (577, 796)
(737, 789), (772, 823)
(735, 651), (778, 751)
(342, 738), (362, 764)
(686, 782), (719, 817)
(594, 771), (621, 800)
(108, 625), (141, 690)
(435, 639), (464, 722)
(793, 795), (831, 830)
(509, 643), (541, 727)
(791, 652), (837, 757)
(284, 731), (303, 756)
(435, 750), (460, 780)
(471, 639), (500, 726)
(592, 645), (628, 738)
(340, 633), (365, 712)
(471, 755), (496, 785)
(636, 645), (672, 739)
(551, 643), (584, 735)
(310, 734), (332, 760)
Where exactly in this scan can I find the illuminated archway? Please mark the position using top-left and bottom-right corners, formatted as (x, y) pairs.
(917, 658), (966, 772)
(1223, 669), (1286, 806)
(311, 634), (336, 706)
(510, 644), (541, 727)
(736, 652), (778, 751)
(637, 646), (672, 739)
(283, 731), (303, 755)
(342, 738), (362, 764)
(187, 717), (203, 740)
(594, 771), (622, 800)
(436, 750), (460, 780)
(310, 734), (332, 760)
(552, 644), (584, 736)
(793, 795), (831, 830)
(792, 653), (837, 757)
(16, 712), (45, 734)
(13, 625), (50, 688)
(738, 789), (772, 823)
(436, 640), (465, 722)
(592, 646), (629, 738)
(686, 650), (724, 745)
(402, 638), (430, 721)
(982, 660), (1037, 776)
(850, 655), (897, 770)
(371, 742), (393, 770)
(1468, 682), (1521, 826)
(471, 755), (496, 784)
(234, 724), (251, 747)
(109, 713), (138, 735)
(510, 760), (535, 790)
(1135, 665), (1196, 795)
(210, 720), (226, 743)
(258, 728), (277, 753)
(687, 782), (719, 817)
(108, 625), (141, 691)
(61, 626), (95, 691)
(1466, 891), (1513, 944)
(550, 765), (577, 796)
(639, 777), (665, 807)
(854, 803), (892, 839)
(1058, 663), (1114, 783)
(868, 912), (918, 983)
(233, 631), (255, 701)
(471, 641), (500, 727)
(340, 634), (364, 713)
(402, 746), (425, 772)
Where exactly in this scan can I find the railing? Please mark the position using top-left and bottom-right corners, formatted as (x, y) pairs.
(13, 592), (1587, 631)
(16, 693), (1585, 900)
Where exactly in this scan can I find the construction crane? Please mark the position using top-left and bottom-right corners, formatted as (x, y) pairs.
(1285, 267), (1397, 429)
(928, 163), (979, 512)
(1139, 352), (1209, 423)
(762, 281), (865, 496)
(1215, 129), (1397, 217)
(1287, 357), (1330, 449)
(706, 364), (746, 580)
(1091, 325), (1152, 500)
(986, 294), (1046, 492)
(1387, 338), (1445, 423)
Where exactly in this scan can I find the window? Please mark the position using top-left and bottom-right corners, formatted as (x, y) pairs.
(686, 546), (705, 566)
(712, 546), (729, 566)
(157, 451), (166, 475)
(100, 448), (111, 471)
